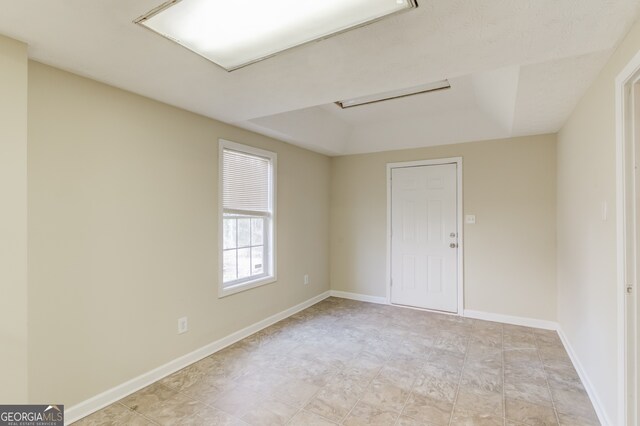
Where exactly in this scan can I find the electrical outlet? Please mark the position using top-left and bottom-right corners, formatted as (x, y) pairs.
(304, 274), (309, 285)
(178, 317), (188, 334)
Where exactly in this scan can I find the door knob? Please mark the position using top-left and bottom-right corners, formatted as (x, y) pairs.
(450, 243), (457, 248)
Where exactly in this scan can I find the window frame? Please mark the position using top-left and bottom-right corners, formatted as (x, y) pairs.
(218, 139), (277, 298)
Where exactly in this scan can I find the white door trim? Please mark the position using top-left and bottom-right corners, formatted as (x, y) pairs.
(386, 157), (464, 315)
(615, 48), (640, 426)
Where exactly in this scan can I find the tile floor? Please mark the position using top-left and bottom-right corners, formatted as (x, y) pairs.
(73, 297), (600, 425)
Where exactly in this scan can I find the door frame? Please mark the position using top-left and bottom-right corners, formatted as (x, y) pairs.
(616, 49), (640, 426)
(386, 157), (464, 315)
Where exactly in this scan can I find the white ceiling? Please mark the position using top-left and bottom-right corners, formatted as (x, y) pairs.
(0, 0), (638, 155)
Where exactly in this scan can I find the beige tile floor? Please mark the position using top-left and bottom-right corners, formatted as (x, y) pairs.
(73, 297), (600, 426)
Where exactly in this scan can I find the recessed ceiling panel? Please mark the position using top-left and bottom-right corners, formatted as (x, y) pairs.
(137, 0), (417, 71)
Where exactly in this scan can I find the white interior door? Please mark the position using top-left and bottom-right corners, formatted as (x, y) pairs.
(390, 163), (458, 312)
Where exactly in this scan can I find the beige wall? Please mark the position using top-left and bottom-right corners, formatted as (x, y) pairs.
(556, 19), (640, 424)
(26, 62), (331, 406)
(330, 135), (557, 321)
(0, 36), (28, 403)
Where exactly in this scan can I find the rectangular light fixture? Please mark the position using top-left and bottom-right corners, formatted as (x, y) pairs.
(135, 0), (418, 72)
(336, 79), (451, 109)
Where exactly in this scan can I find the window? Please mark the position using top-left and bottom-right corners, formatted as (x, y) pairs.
(219, 140), (276, 297)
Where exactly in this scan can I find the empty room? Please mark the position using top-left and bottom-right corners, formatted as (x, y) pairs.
(2, 1), (640, 425)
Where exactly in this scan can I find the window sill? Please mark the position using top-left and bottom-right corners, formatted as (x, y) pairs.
(218, 275), (276, 298)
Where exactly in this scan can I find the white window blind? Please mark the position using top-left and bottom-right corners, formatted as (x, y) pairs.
(222, 149), (271, 214)
(219, 139), (276, 297)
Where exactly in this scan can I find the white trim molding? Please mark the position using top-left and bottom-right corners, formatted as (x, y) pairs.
(331, 292), (609, 423)
(67, 290), (609, 426)
(330, 292), (611, 425)
(463, 310), (610, 424)
(557, 327), (612, 426)
(615, 46), (640, 426)
(329, 290), (388, 305)
(386, 157), (464, 315)
(463, 309), (558, 331)
(65, 290), (331, 425)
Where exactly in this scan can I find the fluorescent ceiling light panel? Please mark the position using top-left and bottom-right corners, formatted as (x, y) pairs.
(337, 79), (451, 108)
(136, 0), (418, 71)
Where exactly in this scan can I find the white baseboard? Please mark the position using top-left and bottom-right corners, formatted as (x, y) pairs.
(464, 310), (610, 424)
(65, 291), (609, 426)
(65, 290), (331, 425)
(329, 290), (388, 305)
(463, 309), (558, 331)
(556, 327), (611, 426)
